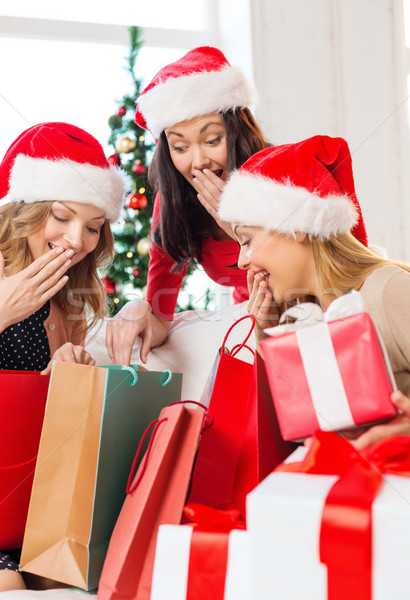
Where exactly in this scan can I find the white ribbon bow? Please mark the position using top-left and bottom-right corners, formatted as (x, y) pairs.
(264, 290), (364, 337)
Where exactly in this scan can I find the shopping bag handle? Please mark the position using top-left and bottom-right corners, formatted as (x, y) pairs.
(168, 400), (214, 431)
(220, 314), (255, 356)
(0, 455), (37, 470)
(230, 343), (255, 358)
(126, 417), (168, 495)
(121, 366), (173, 388)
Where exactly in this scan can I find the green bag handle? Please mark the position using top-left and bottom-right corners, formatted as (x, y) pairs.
(120, 366), (173, 388)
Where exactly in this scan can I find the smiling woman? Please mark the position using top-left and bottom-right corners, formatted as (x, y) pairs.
(165, 113), (228, 188)
(105, 46), (270, 367)
(0, 121), (129, 590)
(0, 122), (129, 372)
(28, 202), (106, 264)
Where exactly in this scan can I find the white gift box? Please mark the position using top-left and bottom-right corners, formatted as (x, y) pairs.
(246, 447), (410, 600)
(150, 524), (251, 600)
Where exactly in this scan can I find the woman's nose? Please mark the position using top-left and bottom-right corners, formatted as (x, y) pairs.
(237, 245), (250, 269)
(64, 225), (83, 250)
(192, 147), (211, 171)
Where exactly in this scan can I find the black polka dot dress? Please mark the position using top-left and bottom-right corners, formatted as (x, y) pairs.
(0, 550), (20, 572)
(0, 301), (51, 371)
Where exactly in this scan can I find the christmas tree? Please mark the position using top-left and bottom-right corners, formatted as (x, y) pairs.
(102, 26), (211, 316)
(101, 26), (154, 315)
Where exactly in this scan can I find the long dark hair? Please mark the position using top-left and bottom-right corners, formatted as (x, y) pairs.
(148, 108), (270, 270)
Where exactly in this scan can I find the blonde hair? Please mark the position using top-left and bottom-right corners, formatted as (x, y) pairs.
(311, 232), (410, 299)
(0, 201), (114, 332)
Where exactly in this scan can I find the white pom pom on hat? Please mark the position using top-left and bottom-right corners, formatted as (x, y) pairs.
(0, 122), (131, 223)
(219, 135), (368, 245)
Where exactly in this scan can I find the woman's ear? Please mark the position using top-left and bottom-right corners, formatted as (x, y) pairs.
(295, 231), (308, 243)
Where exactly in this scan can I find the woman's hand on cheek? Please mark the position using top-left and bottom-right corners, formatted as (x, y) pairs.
(247, 270), (280, 345)
(0, 248), (72, 333)
(350, 390), (410, 450)
(192, 169), (235, 239)
(41, 343), (96, 375)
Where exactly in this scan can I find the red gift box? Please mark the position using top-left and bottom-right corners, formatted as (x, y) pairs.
(150, 505), (248, 600)
(246, 431), (410, 600)
(261, 298), (397, 441)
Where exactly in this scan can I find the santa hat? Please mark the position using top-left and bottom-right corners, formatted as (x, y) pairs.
(219, 135), (368, 245)
(0, 122), (130, 222)
(135, 46), (256, 139)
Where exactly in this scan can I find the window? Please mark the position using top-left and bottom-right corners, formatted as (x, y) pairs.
(0, 1), (215, 156)
(0, 1), (220, 309)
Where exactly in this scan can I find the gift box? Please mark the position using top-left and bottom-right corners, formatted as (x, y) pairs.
(261, 291), (397, 441)
(150, 506), (250, 600)
(246, 431), (410, 600)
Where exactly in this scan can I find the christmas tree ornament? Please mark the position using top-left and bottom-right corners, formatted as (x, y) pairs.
(108, 114), (123, 130)
(132, 162), (146, 175)
(101, 26), (198, 316)
(101, 274), (116, 296)
(137, 237), (150, 256)
(108, 154), (121, 167)
(127, 191), (147, 210)
(115, 136), (137, 154)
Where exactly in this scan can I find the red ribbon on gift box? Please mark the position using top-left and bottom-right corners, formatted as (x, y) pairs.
(277, 431), (410, 600)
(183, 504), (245, 600)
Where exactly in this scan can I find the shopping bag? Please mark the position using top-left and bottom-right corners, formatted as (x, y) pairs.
(231, 353), (297, 517)
(0, 370), (49, 548)
(97, 402), (206, 600)
(188, 316), (255, 508)
(20, 361), (182, 590)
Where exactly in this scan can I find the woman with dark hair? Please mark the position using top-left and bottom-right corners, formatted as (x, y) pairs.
(106, 46), (272, 365)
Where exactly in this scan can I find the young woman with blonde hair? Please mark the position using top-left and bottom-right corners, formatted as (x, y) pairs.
(0, 121), (129, 588)
(219, 135), (410, 450)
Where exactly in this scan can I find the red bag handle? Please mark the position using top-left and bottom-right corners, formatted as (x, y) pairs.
(0, 455), (37, 470)
(230, 343), (255, 358)
(220, 315), (255, 357)
(126, 417), (168, 495)
(168, 400), (213, 430)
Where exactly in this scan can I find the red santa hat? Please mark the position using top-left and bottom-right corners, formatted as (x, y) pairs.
(219, 135), (368, 245)
(0, 122), (130, 222)
(135, 46), (256, 139)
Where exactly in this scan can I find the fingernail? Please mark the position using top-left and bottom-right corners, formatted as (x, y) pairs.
(64, 259), (72, 267)
(65, 249), (74, 258)
(55, 247), (64, 255)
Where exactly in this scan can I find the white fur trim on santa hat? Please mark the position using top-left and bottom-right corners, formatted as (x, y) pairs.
(2, 154), (130, 222)
(138, 66), (256, 138)
(219, 172), (358, 240)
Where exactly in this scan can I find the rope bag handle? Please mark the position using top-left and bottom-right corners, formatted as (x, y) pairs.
(220, 314), (255, 357)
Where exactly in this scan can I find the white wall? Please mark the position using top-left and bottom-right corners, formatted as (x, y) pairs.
(219, 0), (410, 260)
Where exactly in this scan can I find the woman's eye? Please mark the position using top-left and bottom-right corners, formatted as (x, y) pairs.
(172, 145), (186, 153)
(207, 137), (220, 146)
(87, 227), (100, 234)
(52, 213), (68, 223)
(241, 239), (250, 247)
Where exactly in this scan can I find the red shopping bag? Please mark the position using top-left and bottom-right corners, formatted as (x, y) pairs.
(231, 353), (297, 518)
(188, 316), (256, 509)
(97, 402), (206, 600)
(0, 370), (49, 548)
